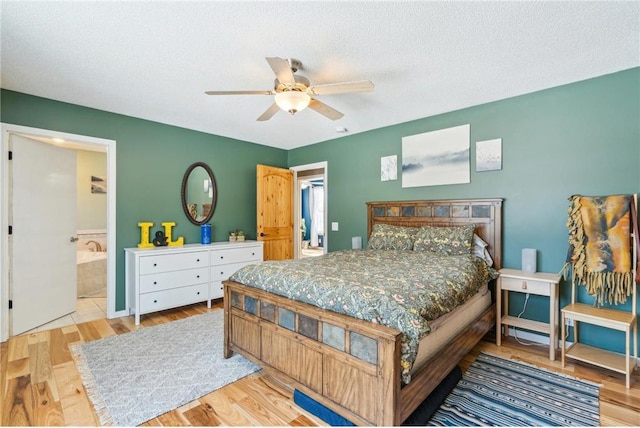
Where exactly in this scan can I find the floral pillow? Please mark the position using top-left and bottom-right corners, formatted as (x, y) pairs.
(413, 224), (475, 256)
(367, 224), (416, 250)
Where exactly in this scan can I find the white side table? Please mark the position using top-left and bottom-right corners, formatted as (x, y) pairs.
(496, 268), (561, 360)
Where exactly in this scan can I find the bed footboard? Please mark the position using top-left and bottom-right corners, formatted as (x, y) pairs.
(224, 279), (402, 426)
(224, 279), (496, 426)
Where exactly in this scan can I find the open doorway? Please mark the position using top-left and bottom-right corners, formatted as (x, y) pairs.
(0, 123), (117, 342)
(290, 162), (327, 260)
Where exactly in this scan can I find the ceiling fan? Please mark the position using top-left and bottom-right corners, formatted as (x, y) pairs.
(205, 57), (374, 121)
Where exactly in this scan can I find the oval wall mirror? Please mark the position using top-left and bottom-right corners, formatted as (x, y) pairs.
(181, 162), (217, 226)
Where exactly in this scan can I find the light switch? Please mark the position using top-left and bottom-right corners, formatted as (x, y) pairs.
(331, 222), (339, 231)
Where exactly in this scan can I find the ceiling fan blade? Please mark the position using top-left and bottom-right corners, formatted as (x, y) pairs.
(205, 90), (272, 95)
(308, 80), (375, 96)
(308, 99), (344, 121)
(266, 57), (296, 86)
(257, 103), (281, 121)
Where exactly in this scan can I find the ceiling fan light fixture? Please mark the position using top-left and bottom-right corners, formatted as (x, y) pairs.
(275, 91), (311, 115)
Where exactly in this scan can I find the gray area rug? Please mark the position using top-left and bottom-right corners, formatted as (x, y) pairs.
(71, 310), (259, 426)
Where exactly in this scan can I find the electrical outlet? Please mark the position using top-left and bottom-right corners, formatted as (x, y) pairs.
(565, 318), (574, 327)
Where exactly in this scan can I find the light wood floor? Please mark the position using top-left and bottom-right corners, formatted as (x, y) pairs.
(2, 302), (639, 426)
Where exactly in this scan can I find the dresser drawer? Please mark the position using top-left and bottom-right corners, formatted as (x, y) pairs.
(210, 261), (253, 282)
(210, 246), (263, 266)
(139, 251), (208, 274)
(500, 276), (550, 296)
(210, 281), (224, 299)
(140, 267), (208, 293)
(139, 283), (208, 313)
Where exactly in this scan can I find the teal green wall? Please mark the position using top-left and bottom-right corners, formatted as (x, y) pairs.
(2, 68), (638, 355)
(288, 68), (640, 354)
(1, 89), (288, 311)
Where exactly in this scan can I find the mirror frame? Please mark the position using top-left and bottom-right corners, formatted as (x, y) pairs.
(181, 162), (218, 226)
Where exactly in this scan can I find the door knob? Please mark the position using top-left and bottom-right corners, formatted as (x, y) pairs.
(70, 236), (79, 242)
(259, 232), (268, 237)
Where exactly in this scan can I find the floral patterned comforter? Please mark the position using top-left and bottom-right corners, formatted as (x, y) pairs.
(230, 249), (497, 383)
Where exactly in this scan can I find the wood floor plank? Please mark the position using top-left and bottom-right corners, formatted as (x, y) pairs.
(28, 342), (52, 385)
(237, 374), (307, 423)
(6, 357), (30, 380)
(2, 302), (639, 427)
(62, 330), (81, 345)
(600, 400), (640, 426)
(199, 390), (254, 426)
(7, 334), (29, 361)
(52, 361), (99, 426)
(290, 413), (326, 426)
(89, 318), (117, 340)
(3, 375), (34, 426)
(48, 329), (72, 367)
(31, 381), (64, 426)
(235, 393), (289, 426)
(155, 409), (190, 426)
(75, 322), (102, 342)
(106, 318), (132, 335)
(183, 402), (222, 426)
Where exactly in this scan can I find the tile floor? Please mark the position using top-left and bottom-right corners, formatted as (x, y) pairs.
(301, 247), (324, 258)
(21, 296), (107, 334)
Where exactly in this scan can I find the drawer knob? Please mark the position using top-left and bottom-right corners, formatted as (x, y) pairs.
(197, 258), (200, 262)
(197, 275), (200, 278)
(153, 263), (157, 267)
(522, 281), (527, 290)
(220, 271), (224, 275)
(197, 291), (200, 295)
(154, 281), (157, 285)
(154, 299), (158, 303)
(252, 252), (255, 256)
(220, 256), (224, 259)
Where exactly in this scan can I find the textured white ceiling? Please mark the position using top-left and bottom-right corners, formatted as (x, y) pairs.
(2, 1), (638, 150)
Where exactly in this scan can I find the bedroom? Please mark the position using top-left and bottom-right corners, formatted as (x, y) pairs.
(1, 1), (639, 426)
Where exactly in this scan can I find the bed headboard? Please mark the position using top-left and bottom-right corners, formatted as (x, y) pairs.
(366, 198), (503, 269)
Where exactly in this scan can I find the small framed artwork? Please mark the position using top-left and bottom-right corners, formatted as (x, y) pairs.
(475, 138), (502, 172)
(381, 155), (397, 181)
(91, 175), (107, 193)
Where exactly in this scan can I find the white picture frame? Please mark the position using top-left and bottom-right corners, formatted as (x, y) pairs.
(476, 138), (502, 172)
(381, 155), (397, 181)
(402, 124), (470, 188)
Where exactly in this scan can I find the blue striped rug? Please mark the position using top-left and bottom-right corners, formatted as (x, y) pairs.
(427, 353), (600, 426)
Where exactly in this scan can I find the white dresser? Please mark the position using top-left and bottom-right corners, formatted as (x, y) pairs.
(125, 240), (263, 325)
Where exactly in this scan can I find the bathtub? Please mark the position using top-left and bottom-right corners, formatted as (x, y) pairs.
(77, 250), (107, 264)
(77, 230), (107, 298)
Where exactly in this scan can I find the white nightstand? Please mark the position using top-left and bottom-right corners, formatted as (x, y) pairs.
(496, 268), (561, 360)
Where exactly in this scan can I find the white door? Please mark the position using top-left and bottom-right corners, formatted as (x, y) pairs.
(10, 134), (77, 335)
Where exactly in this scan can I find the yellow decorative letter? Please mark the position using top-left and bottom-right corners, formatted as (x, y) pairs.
(137, 222), (154, 248)
(163, 221), (184, 247)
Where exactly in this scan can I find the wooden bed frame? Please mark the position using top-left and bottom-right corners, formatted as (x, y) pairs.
(223, 198), (502, 426)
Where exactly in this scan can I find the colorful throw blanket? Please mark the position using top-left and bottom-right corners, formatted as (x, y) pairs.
(566, 194), (635, 305)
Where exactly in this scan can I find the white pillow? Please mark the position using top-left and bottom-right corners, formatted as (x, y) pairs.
(473, 234), (494, 266)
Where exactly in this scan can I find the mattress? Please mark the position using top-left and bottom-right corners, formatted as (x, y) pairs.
(411, 284), (491, 375)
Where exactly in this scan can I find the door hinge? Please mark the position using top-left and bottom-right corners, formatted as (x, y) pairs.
(8, 225), (12, 235)
(8, 300), (12, 310)
(8, 151), (12, 160)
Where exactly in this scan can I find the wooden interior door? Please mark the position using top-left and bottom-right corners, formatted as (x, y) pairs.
(257, 164), (293, 260)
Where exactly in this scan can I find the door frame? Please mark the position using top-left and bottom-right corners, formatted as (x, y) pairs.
(290, 161), (328, 259)
(0, 123), (118, 342)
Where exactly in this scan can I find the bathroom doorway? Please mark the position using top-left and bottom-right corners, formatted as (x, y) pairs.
(290, 162), (328, 260)
(0, 123), (117, 342)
